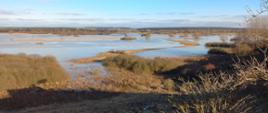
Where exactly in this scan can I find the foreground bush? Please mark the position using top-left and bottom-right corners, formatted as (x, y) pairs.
(233, 16), (268, 51)
(103, 55), (183, 74)
(247, 16), (268, 41)
(170, 58), (268, 113)
(0, 54), (69, 90)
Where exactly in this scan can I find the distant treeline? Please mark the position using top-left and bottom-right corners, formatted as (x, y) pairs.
(138, 27), (245, 35)
(0, 27), (125, 36)
(0, 27), (245, 36)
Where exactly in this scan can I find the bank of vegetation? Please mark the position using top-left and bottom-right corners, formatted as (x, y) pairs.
(0, 27), (243, 37)
(103, 55), (180, 74)
(0, 3), (267, 113)
(0, 54), (69, 90)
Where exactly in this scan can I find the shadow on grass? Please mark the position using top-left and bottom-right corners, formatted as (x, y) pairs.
(162, 51), (267, 80)
(163, 55), (235, 79)
(0, 87), (120, 110)
(0, 52), (267, 112)
(0, 87), (176, 113)
(0, 80), (267, 112)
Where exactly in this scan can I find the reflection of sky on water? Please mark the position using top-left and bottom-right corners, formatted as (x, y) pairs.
(136, 35), (232, 58)
(136, 46), (208, 58)
(0, 33), (232, 77)
(0, 34), (180, 62)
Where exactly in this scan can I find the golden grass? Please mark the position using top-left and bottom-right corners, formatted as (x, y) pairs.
(1, 55), (266, 113)
(74, 55), (206, 94)
(0, 54), (69, 90)
(0, 53), (266, 113)
(71, 48), (163, 64)
(86, 67), (173, 93)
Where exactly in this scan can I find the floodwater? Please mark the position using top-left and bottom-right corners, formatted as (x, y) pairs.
(136, 35), (232, 57)
(0, 33), (233, 77)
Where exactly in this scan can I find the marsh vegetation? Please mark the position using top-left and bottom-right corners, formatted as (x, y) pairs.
(103, 55), (185, 74)
(0, 54), (69, 90)
(0, 26), (266, 112)
(0, 3), (267, 112)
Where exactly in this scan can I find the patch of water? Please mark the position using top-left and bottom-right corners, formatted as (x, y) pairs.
(0, 33), (233, 77)
(136, 35), (234, 58)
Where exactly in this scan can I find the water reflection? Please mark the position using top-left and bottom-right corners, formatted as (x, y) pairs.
(0, 33), (233, 77)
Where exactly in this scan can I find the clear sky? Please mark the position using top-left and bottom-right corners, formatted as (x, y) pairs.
(0, 0), (261, 28)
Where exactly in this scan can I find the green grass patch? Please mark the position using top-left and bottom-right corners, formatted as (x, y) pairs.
(0, 54), (69, 90)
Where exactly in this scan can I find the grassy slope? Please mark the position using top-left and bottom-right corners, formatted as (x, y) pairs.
(4, 58), (267, 113)
(4, 93), (170, 113)
(0, 54), (69, 90)
(103, 55), (203, 74)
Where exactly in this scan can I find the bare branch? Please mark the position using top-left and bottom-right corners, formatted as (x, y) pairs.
(249, 0), (268, 18)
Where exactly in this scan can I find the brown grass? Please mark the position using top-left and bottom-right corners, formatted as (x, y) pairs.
(85, 67), (174, 93)
(207, 42), (254, 56)
(0, 53), (266, 113)
(71, 48), (162, 64)
(170, 58), (268, 113)
(0, 54), (69, 90)
(103, 55), (187, 74)
(1, 55), (266, 113)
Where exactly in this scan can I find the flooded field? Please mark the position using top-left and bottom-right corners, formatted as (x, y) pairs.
(0, 33), (233, 77)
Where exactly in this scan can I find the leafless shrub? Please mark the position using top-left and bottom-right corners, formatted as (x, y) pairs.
(170, 55), (268, 113)
(244, 0), (268, 43)
(246, 16), (268, 41)
(247, 0), (268, 18)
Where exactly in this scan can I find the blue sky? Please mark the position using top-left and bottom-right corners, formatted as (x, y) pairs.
(0, 0), (261, 27)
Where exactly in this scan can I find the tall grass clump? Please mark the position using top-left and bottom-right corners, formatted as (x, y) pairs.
(170, 58), (268, 113)
(103, 55), (182, 74)
(0, 54), (69, 90)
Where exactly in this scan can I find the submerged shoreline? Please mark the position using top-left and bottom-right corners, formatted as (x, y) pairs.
(0, 33), (233, 78)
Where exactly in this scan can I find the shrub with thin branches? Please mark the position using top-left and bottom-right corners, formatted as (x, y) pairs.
(170, 57), (268, 113)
